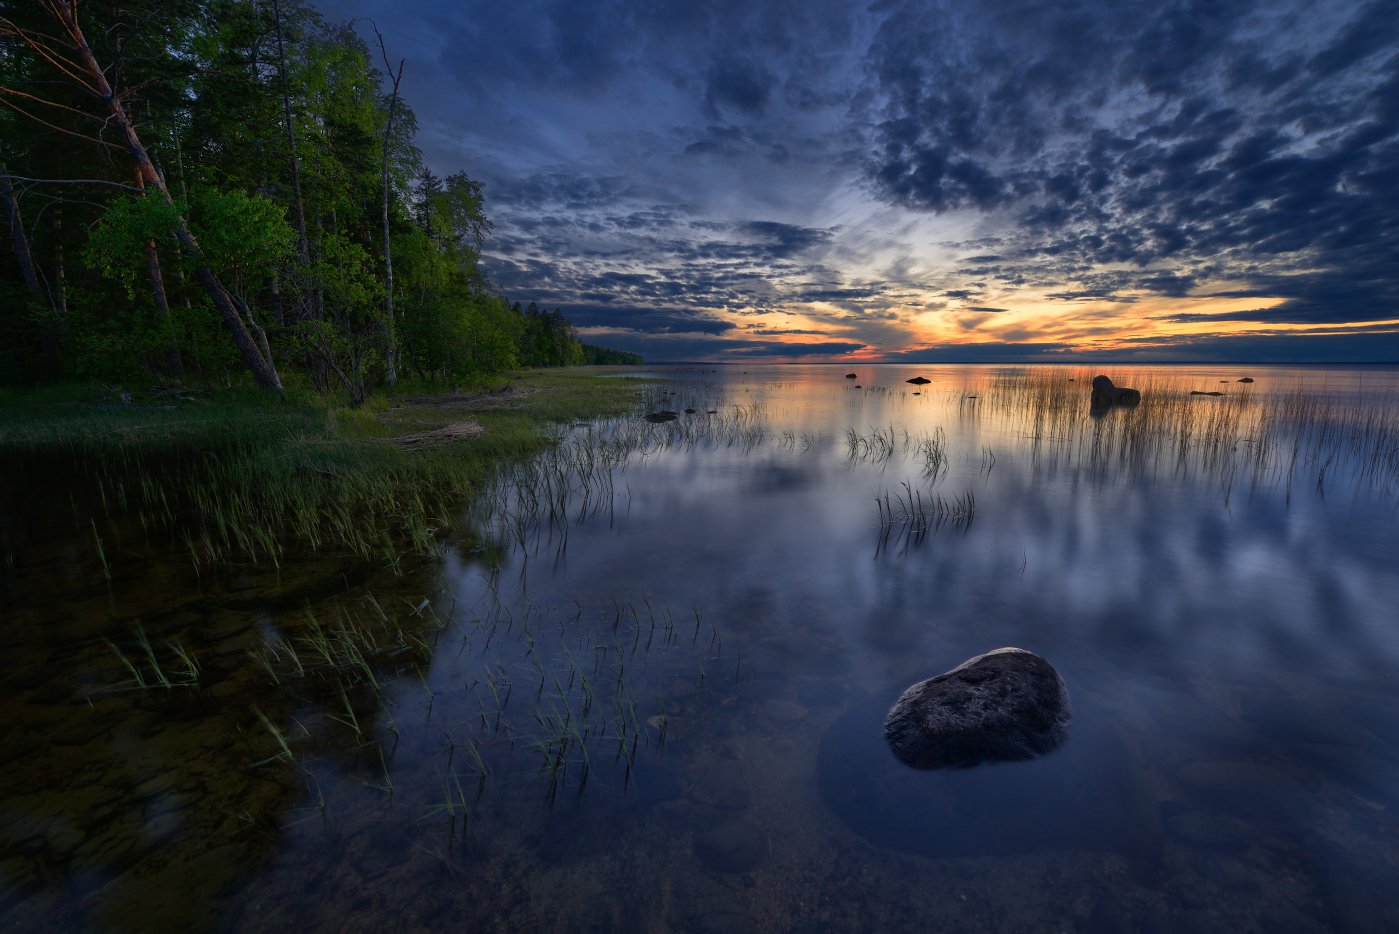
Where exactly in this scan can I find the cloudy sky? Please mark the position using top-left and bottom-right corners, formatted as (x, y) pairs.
(321, 0), (1399, 362)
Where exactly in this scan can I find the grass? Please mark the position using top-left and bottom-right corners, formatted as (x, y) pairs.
(972, 367), (1399, 495)
(101, 622), (201, 691)
(0, 368), (649, 572)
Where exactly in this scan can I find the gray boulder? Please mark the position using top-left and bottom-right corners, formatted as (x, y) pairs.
(1090, 375), (1141, 414)
(884, 647), (1071, 770)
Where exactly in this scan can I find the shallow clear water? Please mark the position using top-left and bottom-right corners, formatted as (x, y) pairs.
(5, 363), (1399, 932)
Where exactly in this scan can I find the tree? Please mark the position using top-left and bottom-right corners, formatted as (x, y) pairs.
(369, 20), (405, 385)
(1, 1), (283, 390)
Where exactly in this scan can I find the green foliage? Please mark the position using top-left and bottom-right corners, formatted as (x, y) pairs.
(188, 189), (296, 300)
(84, 196), (183, 302)
(1, 0), (636, 398)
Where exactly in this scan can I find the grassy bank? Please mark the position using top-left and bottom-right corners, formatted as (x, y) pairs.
(0, 368), (649, 570)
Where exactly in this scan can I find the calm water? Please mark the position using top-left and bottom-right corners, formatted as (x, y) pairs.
(4, 363), (1399, 932)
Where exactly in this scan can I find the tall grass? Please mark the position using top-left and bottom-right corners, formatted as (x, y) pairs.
(974, 368), (1399, 495)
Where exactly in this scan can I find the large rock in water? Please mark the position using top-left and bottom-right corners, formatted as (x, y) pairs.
(819, 674), (1159, 859)
(1089, 374), (1141, 415)
(883, 647), (1070, 769)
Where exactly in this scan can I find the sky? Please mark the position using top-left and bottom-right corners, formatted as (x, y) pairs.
(321, 0), (1399, 363)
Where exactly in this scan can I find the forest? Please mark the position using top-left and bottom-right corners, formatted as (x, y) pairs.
(0, 1), (641, 404)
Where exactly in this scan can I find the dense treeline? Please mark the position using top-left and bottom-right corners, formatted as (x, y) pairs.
(579, 343), (644, 366)
(0, 1), (634, 402)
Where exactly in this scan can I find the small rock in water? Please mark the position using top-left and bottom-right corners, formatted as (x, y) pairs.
(689, 759), (751, 810)
(694, 819), (769, 873)
(845, 373), (857, 379)
(884, 647), (1071, 769)
(1190, 391), (1224, 397)
(645, 411), (679, 423)
(906, 376), (932, 385)
(684, 408), (696, 414)
(762, 699), (809, 724)
(1238, 377), (1254, 383)
(1161, 803), (1252, 852)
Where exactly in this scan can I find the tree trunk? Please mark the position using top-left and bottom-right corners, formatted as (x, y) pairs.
(132, 169), (184, 377)
(53, 205), (68, 330)
(50, 1), (282, 392)
(1, 161), (62, 370)
(373, 24), (405, 385)
(271, 0), (313, 321)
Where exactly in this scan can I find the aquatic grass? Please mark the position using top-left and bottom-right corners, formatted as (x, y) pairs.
(973, 367), (1399, 498)
(90, 519), (111, 581)
(875, 481), (976, 552)
(101, 622), (201, 692)
(251, 706), (295, 767)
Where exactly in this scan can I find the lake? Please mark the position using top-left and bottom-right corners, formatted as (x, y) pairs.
(4, 363), (1399, 932)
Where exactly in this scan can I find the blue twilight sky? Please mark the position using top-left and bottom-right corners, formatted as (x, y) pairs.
(318, 0), (1399, 362)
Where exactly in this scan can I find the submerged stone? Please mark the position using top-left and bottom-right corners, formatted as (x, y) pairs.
(1161, 802), (1253, 852)
(906, 376), (931, 385)
(694, 819), (769, 873)
(883, 647), (1070, 770)
(644, 411), (679, 423)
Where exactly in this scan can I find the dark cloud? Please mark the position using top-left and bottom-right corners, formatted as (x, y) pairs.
(491, 172), (632, 211)
(555, 303), (736, 335)
(739, 221), (834, 257)
(1100, 329), (1399, 363)
(880, 342), (1073, 363)
(864, 0), (1399, 327)
(704, 58), (776, 118)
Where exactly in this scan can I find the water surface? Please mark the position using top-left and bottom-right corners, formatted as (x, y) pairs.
(4, 363), (1399, 932)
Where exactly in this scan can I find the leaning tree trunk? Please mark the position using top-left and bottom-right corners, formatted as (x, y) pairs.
(49, 1), (282, 391)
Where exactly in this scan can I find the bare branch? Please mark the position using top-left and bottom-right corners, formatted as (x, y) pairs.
(0, 83), (105, 120)
(0, 98), (123, 149)
(5, 174), (145, 193)
(0, 16), (99, 93)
